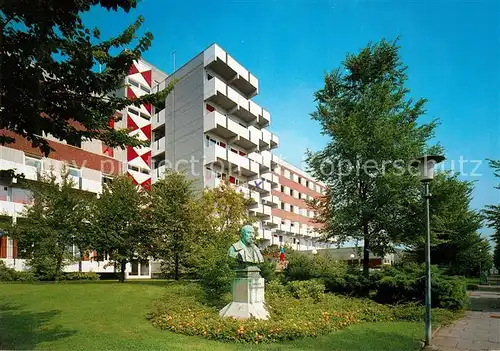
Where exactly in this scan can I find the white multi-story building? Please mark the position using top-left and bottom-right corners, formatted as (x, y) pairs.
(149, 44), (330, 250)
(0, 43), (332, 276)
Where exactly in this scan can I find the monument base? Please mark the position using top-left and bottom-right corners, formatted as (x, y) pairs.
(219, 266), (269, 320)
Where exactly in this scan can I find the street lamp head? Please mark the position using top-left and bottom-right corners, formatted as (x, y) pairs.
(350, 253), (355, 259)
(411, 155), (445, 183)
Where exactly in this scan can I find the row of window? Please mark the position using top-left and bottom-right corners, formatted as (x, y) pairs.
(205, 135), (249, 157)
(279, 201), (315, 218)
(128, 107), (151, 121)
(127, 164), (150, 175)
(25, 156), (81, 178)
(279, 167), (324, 194)
(128, 77), (151, 94)
(279, 184), (315, 201)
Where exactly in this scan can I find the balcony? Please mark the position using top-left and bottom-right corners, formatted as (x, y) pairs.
(152, 136), (165, 157)
(204, 77), (238, 111)
(258, 109), (270, 128)
(249, 204), (271, 218)
(152, 108), (166, 130)
(248, 152), (269, 172)
(227, 150), (258, 177)
(261, 172), (278, 188)
(203, 44), (258, 98)
(204, 143), (228, 166)
(248, 177), (271, 193)
(271, 133), (279, 149)
(152, 165), (166, 183)
(262, 194), (280, 208)
(237, 186), (260, 204)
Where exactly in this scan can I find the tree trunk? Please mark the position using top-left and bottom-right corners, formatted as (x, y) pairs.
(363, 223), (370, 278)
(54, 255), (63, 283)
(119, 260), (126, 283)
(174, 252), (180, 280)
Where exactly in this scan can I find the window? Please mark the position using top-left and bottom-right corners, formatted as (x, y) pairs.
(67, 137), (82, 148)
(280, 185), (285, 192)
(127, 165), (139, 172)
(219, 142), (226, 148)
(128, 107), (139, 116)
(140, 85), (150, 94)
(280, 202), (285, 210)
(141, 168), (150, 175)
(25, 156), (42, 171)
(290, 205), (294, 213)
(298, 193), (302, 200)
(230, 148), (238, 154)
(306, 180), (309, 187)
(68, 167), (81, 178)
(140, 112), (150, 120)
(279, 235), (283, 242)
(206, 104), (215, 112)
(102, 176), (113, 186)
(207, 73), (213, 80)
(128, 78), (140, 88)
(298, 176), (302, 184)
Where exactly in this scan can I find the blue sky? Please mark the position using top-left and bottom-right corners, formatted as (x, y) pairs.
(86, 0), (499, 231)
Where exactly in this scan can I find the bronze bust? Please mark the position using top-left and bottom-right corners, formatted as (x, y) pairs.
(228, 225), (264, 264)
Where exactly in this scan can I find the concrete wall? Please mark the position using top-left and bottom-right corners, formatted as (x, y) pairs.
(163, 54), (205, 186)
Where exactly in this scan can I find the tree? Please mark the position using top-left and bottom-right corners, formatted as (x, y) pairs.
(189, 182), (255, 303)
(91, 175), (150, 282)
(306, 39), (440, 276)
(1, 0), (174, 155)
(150, 171), (196, 280)
(409, 173), (491, 276)
(12, 170), (92, 281)
(484, 159), (500, 270)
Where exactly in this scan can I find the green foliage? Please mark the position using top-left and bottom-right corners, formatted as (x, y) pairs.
(1, 0), (175, 155)
(257, 259), (277, 282)
(372, 264), (468, 310)
(61, 272), (100, 281)
(484, 159), (500, 270)
(150, 170), (197, 280)
(0, 261), (36, 282)
(91, 175), (150, 282)
(283, 251), (348, 281)
(11, 170), (92, 281)
(149, 282), (460, 343)
(409, 172), (492, 277)
(307, 38), (440, 276)
(287, 279), (325, 301)
(188, 182), (255, 302)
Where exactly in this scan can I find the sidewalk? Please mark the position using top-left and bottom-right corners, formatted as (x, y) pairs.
(429, 288), (500, 351)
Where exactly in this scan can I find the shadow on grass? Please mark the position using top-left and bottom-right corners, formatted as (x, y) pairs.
(0, 303), (76, 350)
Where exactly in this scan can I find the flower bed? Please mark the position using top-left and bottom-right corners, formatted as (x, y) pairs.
(148, 281), (459, 343)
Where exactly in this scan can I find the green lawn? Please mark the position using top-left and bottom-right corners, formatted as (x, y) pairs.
(0, 281), (423, 350)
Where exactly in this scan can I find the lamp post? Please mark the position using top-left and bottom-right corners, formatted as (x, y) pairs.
(412, 155), (445, 347)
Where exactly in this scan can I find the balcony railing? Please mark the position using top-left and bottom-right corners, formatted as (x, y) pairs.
(152, 136), (166, 157)
(152, 108), (166, 130)
(152, 165), (166, 183)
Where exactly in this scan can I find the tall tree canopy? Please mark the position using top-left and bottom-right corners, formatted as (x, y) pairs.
(91, 175), (150, 282)
(12, 171), (92, 281)
(0, 0), (172, 155)
(484, 159), (500, 270)
(410, 173), (491, 276)
(307, 39), (440, 276)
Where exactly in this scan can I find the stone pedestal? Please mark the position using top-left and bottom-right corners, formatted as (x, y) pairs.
(219, 266), (269, 320)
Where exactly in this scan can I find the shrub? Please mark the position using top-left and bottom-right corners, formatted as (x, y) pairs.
(0, 261), (36, 282)
(62, 272), (100, 281)
(373, 264), (468, 310)
(287, 279), (325, 301)
(258, 259), (277, 282)
(0, 260), (17, 281)
(283, 251), (347, 282)
(149, 282), (461, 343)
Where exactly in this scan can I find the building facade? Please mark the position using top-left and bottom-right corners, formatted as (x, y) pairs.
(150, 44), (330, 251)
(0, 43), (331, 276)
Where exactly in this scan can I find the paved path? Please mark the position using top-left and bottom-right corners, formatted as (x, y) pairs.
(431, 288), (500, 351)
